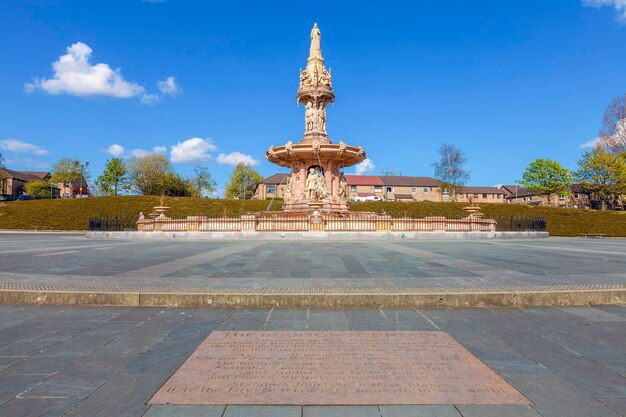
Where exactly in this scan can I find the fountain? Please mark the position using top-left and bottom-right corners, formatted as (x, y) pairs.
(265, 23), (365, 214)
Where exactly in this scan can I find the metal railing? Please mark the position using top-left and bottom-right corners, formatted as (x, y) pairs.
(493, 216), (547, 232)
(88, 215), (547, 233)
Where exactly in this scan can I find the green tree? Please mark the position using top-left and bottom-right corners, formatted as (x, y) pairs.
(51, 158), (88, 186)
(162, 172), (194, 197)
(576, 147), (626, 210)
(431, 143), (470, 201)
(95, 158), (129, 196)
(519, 159), (571, 199)
(224, 163), (263, 199)
(24, 180), (53, 198)
(127, 154), (172, 195)
(191, 166), (217, 198)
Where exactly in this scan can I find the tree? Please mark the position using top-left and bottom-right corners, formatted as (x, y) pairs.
(576, 146), (626, 210)
(128, 154), (172, 195)
(519, 159), (571, 199)
(95, 158), (129, 196)
(51, 158), (85, 185)
(224, 163), (263, 199)
(162, 172), (194, 197)
(599, 93), (626, 154)
(431, 143), (470, 201)
(24, 180), (53, 198)
(191, 166), (217, 198)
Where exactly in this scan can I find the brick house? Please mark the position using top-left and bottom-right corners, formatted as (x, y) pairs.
(0, 169), (60, 198)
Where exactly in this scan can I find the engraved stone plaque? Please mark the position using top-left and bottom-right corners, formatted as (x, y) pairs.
(150, 331), (529, 405)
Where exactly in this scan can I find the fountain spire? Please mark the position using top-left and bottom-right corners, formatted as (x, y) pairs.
(298, 23), (334, 143)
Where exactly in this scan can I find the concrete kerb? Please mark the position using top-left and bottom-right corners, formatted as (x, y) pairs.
(0, 284), (622, 308)
(86, 231), (549, 240)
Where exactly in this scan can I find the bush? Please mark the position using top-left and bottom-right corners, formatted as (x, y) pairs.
(1, 197), (625, 236)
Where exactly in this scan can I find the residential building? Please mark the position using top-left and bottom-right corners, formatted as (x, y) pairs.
(0, 169), (60, 198)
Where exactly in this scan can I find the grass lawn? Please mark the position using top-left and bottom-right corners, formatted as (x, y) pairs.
(1, 196), (625, 236)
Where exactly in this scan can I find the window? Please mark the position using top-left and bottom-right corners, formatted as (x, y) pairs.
(483, 194), (487, 198)
(374, 186), (382, 193)
(351, 186), (357, 192)
(412, 187), (417, 193)
(267, 185), (275, 194)
(559, 194), (566, 201)
(443, 189), (450, 197)
(386, 186), (394, 193)
(497, 194), (502, 199)
(423, 187), (429, 194)
(474, 194), (479, 198)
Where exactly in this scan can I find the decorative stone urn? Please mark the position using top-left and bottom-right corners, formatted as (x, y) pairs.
(265, 24), (366, 214)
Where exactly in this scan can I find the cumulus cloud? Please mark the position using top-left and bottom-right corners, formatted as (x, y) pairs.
(25, 42), (145, 98)
(581, 136), (601, 148)
(216, 151), (259, 166)
(131, 146), (166, 158)
(0, 139), (48, 155)
(157, 76), (181, 96)
(354, 158), (375, 175)
(170, 138), (217, 163)
(583, 0), (626, 22)
(106, 144), (126, 157)
(140, 93), (161, 105)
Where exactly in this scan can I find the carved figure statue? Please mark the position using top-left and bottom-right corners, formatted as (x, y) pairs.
(339, 172), (348, 202)
(310, 23), (321, 57)
(138, 212), (145, 220)
(315, 172), (328, 200)
(356, 145), (365, 157)
(312, 139), (320, 156)
(305, 102), (314, 132)
(284, 175), (292, 204)
(285, 140), (294, 155)
(299, 69), (312, 87)
(266, 145), (277, 159)
(337, 141), (346, 156)
(306, 168), (318, 200)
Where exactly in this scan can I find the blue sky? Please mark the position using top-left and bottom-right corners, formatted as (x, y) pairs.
(1, 0), (626, 194)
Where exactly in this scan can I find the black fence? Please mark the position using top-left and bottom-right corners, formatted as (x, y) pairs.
(493, 216), (547, 232)
(88, 216), (138, 232)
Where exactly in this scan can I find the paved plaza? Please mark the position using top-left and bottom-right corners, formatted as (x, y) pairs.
(1, 233), (625, 289)
(1, 234), (626, 416)
(0, 304), (625, 416)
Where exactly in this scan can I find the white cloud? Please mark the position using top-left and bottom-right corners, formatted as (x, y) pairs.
(216, 151), (259, 166)
(583, 0), (626, 22)
(0, 139), (48, 155)
(4, 157), (50, 169)
(157, 76), (181, 96)
(140, 93), (161, 105)
(354, 158), (375, 175)
(581, 136), (601, 148)
(106, 144), (126, 157)
(131, 146), (166, 158)
(26, 42), (146, 99)
(170, 138), (217, 163)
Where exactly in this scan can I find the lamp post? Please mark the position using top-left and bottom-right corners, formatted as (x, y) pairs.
(381, 169), (393, 201)
(75, 161), (89, 198)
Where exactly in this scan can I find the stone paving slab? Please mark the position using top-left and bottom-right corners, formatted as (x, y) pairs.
(0, 305), (625, 416)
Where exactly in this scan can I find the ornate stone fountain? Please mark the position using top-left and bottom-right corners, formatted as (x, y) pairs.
(265, 23), (366, 214)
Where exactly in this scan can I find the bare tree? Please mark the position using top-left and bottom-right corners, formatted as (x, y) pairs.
(431, 143), (470, 201)
(599, 93), (626, 154)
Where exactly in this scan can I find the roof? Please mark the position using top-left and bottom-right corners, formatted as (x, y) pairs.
(0, 169), (51, 182)
(500, 185), (522, 194)
(505, 188), (540, 199)
(384, 176), (440, 187)
(357, 192), (377, 197)
(394, 193), (415, 200)
(461, 186), (506, 194)
(345, 175), (384, 186)
(259, 173), (289, 185)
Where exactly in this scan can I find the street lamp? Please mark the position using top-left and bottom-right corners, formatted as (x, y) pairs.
(75, 161), (89, 198)
(381, 169), (393, 201)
